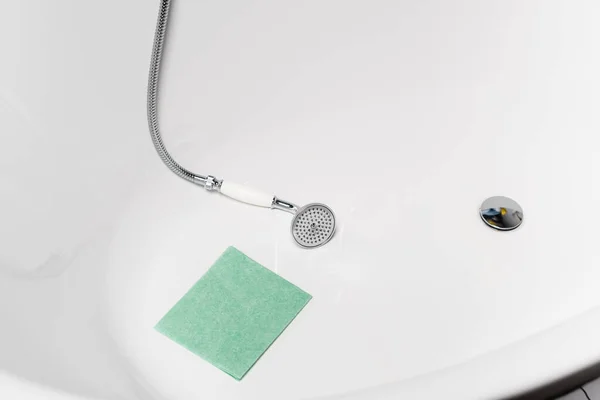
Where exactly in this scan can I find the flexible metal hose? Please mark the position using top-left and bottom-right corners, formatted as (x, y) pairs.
(147, 0), (209, 187)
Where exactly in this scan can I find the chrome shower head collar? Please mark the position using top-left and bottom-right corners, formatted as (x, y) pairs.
(219, 181), (336, 248)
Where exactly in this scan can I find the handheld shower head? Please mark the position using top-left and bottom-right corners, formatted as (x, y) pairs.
(220, 181), (336, 248)
(146, 1), (335, 249)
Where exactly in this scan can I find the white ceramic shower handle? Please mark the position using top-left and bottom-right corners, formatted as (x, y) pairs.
(220, 181), (274, 208)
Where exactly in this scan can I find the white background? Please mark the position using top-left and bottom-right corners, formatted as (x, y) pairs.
(2, 1), (600, 399)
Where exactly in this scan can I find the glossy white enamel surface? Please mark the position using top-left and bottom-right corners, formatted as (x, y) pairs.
(3, 1), (600, 399)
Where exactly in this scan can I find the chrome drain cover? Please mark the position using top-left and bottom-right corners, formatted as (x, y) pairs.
(480, 196), (524, 231)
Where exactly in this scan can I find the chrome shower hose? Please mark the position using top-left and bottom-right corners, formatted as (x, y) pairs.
(147, 0), (215, 188)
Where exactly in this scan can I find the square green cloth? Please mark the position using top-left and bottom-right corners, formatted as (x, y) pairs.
(155, 246), (312, 380)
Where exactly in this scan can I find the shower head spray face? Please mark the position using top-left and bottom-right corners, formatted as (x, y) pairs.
(291, 203), (336, 248)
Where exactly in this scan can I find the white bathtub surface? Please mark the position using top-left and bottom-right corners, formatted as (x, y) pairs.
(4, 1), (600, 399)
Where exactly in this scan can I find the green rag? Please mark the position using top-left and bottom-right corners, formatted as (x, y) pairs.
(155, 246), (312, 380)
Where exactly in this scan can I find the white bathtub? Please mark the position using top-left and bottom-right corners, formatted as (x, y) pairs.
(3, 1), (600, 399)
